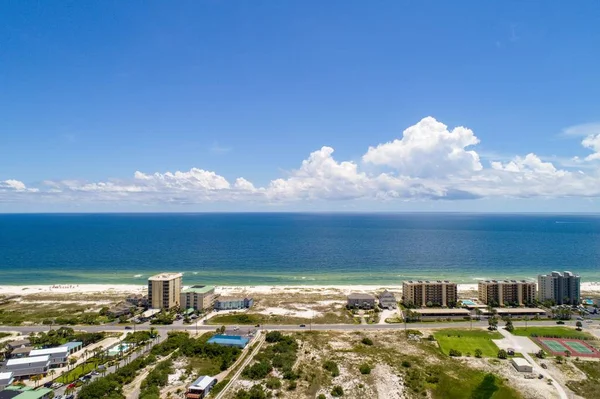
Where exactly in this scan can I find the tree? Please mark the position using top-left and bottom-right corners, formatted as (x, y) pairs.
(556, 355), (564, 364)
(505, 319), (514, 332)
(475, 308), (482, 320)
(474, 348), (483, 358)
(69, 357), (78, 372)
(536, 350), (546, 359)
(31, 374), (42, 387)
(576, 321), (583, 331)
(497, 349), (508, 359)
(488, 316), (498, 330)
(565, 350), (571, 358)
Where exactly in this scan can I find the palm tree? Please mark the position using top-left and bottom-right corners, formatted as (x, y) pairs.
(31, 374), (41, 387)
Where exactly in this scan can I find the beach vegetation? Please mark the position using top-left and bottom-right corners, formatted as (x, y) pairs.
(361, 337), (373, 346)
(138, 358), (173, 398)
(331, 385), (344, 396)
(359, 363), (371, 374)
(323, 360), (340, 377)
(566, 360), (600, 398)
(234, 385), (268, 399)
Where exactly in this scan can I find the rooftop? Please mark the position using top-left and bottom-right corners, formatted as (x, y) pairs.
(3, 387), (53, 399)
(182, 285), (215, 294)
(190, 375), (216, 390)
(7, 340), (30, 348)
(216, 296), (250, 302)
(11, 346), (33, 354)
(29, 346), (69, 356)
(63, 341), (83, 350)
(207, 335), (249, 346)
(148, 272), (183, 281)
(0, 371), (13, 380)
(6, 355), (50, 366)
(494, 308), (546, 314)
(348, 293), (375, 300)
(413, 308), (470, 314)
(511, 358), (531, 367)
(404, 280), (455, 285)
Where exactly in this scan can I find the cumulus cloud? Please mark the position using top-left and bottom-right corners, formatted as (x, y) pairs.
(3, 116), (600, 207)
(362, 117), (482, 177)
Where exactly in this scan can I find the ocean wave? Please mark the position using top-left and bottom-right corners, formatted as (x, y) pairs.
(133, 274), (142, 278)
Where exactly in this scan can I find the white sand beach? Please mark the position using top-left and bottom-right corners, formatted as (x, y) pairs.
(1, 282), (600, 297)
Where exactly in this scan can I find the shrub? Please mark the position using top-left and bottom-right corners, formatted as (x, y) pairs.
(287, 381), (297, 391)
(401, 360), (411, 368)
(265, 378), (282, 390)
(243, 361), (273, 380)
(361, 337), (373, 346)
(323, 360), (340, 377)
(359, 363), (371, 375)
(497, 349), (508, 359)
(331, 385), (344, 397)
(449, 349), (462, 357)
(474, 349), (483, 358)
(318, 395), (326, 399)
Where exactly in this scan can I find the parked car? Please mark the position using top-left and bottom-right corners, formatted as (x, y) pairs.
(541, 363), (548, 369)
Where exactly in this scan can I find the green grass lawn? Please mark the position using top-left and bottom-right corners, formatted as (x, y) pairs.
(56, 362), (98, 383)
(511, 327), (594, 339)
(434, 329), (503, 357)
(188, 357), (221, 376)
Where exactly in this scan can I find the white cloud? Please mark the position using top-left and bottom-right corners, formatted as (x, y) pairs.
(562, 122), (600, 137)
(582, 134), (600, 161)
(362, 117), (482, 177)
(3, 116), (600, 207)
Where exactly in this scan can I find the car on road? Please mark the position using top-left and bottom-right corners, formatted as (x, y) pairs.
(556, 320), (565, 324)
(91, 371), (100, 375)
(125, 326), (133, 330)
(299, 324), (306, 328)
(255, 324), (260, 327)
(541, 363), (548, 369)
(586, 319), (593, 323)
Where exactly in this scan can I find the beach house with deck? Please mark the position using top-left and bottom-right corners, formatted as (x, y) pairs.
(28, 347), (68, 368)
(186, 376), (217, 399)
(347, 293), (376, 309)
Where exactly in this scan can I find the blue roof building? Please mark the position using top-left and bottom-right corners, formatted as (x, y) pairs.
(62, 341), (83, 355)
(206, 335), (249, 349)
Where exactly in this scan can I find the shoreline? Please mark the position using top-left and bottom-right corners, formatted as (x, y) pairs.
(2, 282), (600, 296)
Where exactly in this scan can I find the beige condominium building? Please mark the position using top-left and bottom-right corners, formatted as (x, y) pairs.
(478, 280), (536, 306)
(148, 272), (183, 310)
(180, 285), (216, 311)
(402, 280), (458, 308)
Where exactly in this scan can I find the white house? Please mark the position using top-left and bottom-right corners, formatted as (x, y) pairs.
(29, 347), (69, 368)
(511, 358), (533, 373)
(3, 355), (50, 378)
(186, 375), (217, 399)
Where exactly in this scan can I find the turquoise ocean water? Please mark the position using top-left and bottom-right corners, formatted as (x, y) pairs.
(0, 213), (599, 285)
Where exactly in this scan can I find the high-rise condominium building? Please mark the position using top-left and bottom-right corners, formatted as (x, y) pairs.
(402, 280), (458, 308)
(148, 272), (183, 310)
(538, 271), (581, 305)
(477, 280), (536, 306)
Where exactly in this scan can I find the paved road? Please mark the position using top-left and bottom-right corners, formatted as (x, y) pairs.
(0, 319), (592, 335)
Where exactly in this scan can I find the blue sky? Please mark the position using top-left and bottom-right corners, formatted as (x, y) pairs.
(1, 1), (600, 212)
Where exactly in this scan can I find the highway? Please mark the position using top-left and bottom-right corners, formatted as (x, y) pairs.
(0, 319), (592, 335)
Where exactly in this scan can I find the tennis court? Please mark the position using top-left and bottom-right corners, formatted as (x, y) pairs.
(565, 341), (594, 354)
(536, 338), (600, 358)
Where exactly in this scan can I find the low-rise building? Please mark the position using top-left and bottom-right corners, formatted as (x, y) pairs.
(206, 335), (249, 349)
(213, 297), (253, 311)
(180, 285), (216, 311)
(2, 355), (50, 378)
(6, 341), (30, 352)
(28, 347), (68, 368)
(62, 342), (83, 355)
(186, 375), (217, 399)
(492, 308), (546, 318)
(347, 293), (376, 309)
(411, 308), (471, 318)
(0, 372), (13, 390)
(126, 294), (149, 308)
(402, 280), (458, 308)
(511, 358), (533, 373)
(0, 386), (53, 399)
(478, 280), (536, 307)
(107, 303), (133, 318)
(7, 347), (33, 359)
(378, 290), (397, 309)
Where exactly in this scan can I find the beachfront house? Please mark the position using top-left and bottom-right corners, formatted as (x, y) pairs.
(378, 290), (397, 309)
(28, 347), (68, 368)
(186, 375), (217, 399)
(1, 355), (50, 378)
(347, 293), (376, 309)
(213, 297), (253, 311)
(0, 372), (14, 390)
